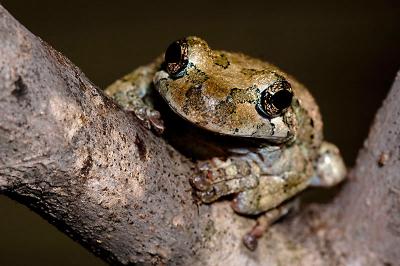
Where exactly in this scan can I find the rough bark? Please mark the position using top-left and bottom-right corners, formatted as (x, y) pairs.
(0, 5), (398, 265)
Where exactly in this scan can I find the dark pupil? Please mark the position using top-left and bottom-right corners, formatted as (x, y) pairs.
(165, 42), (182, 64)
(271, 90), (293, 110)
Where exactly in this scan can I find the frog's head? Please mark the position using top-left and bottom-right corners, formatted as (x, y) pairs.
(154, 36), (299, 144)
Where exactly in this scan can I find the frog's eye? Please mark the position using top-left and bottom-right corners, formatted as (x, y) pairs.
(164, 39), (189, 77)
(259, 80), (293, 118)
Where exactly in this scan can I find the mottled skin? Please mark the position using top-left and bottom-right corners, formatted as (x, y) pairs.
(106, 37), (346, 250)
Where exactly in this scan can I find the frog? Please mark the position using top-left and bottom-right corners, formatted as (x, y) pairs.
(105, 36), (347, 251)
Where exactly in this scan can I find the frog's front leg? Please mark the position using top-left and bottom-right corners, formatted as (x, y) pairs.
(309, 141), (347, 187)
(191, 157), (261, 203)
(225, 144), (311, 215)
(105, 58), (164, 134)
(191, 146), (293, 203)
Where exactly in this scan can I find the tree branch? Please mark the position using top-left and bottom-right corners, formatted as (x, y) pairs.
(329, 71), (400, 265)
(0, 5), (398, 265)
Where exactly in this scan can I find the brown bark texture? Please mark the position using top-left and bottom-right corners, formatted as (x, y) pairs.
(0, 5), (398, 266)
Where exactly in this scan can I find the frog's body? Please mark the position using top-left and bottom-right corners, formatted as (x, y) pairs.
(106, 37), (346, 250)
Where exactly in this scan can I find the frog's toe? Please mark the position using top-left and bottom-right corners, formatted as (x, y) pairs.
(243, 232), (258, 251)
(190, 174), (212, 191)
(147, 110), (165, 134)
(241, 212), (271, 251)
(135, 108), (164, 135)
(196, 188), (220, 203)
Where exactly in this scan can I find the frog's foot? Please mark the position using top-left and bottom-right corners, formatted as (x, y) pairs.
(134, 107), (165, 135)
(190, 158), (259, 203)
(242, 200), (299, 251)
(310, 142), (346, 187)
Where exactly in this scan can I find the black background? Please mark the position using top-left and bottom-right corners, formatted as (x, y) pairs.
(0, 0), (399, 265)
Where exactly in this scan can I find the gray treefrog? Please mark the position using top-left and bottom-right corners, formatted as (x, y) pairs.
(105, 36), (346, 250)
